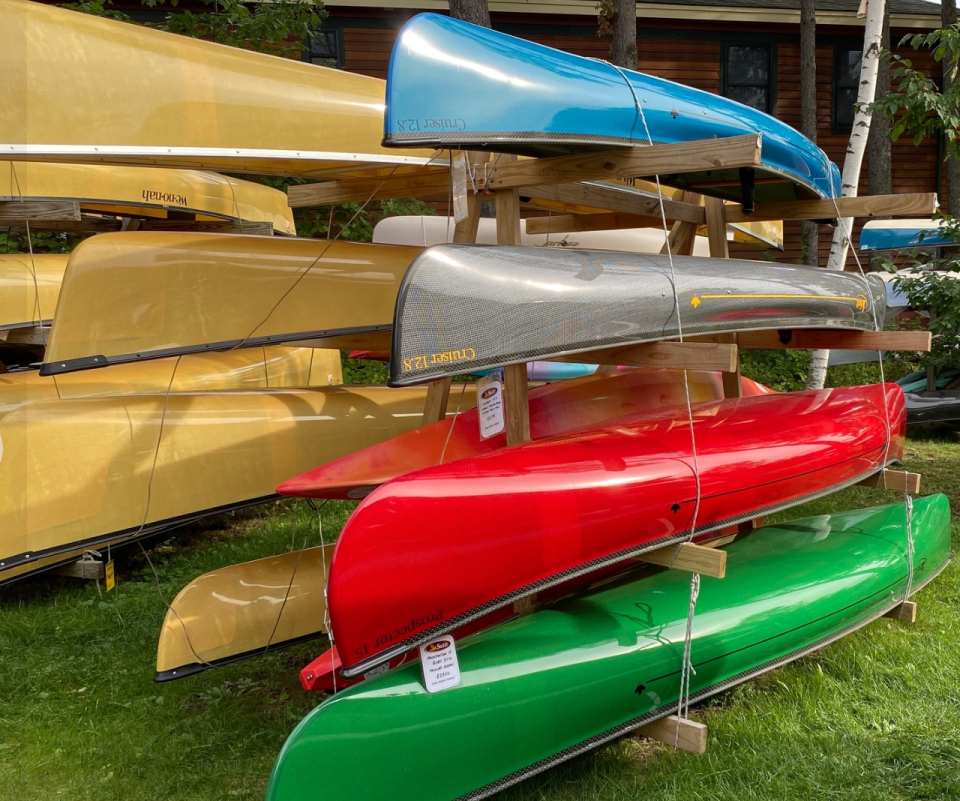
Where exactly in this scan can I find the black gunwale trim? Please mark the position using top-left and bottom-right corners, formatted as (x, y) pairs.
(340, 459), (897, 678)
(154, 630), (325, 683)
(0, 495), (278, 583)
(39, 323), (393, 376)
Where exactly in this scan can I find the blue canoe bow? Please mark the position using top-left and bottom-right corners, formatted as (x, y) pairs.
(383, 14), (841, 207)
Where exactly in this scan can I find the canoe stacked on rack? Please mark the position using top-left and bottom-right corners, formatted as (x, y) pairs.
(262, 13), (948, 800)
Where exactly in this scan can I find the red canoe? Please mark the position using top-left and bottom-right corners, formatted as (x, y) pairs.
(278, 368), (772, 500)
(328, 384), (905, 677)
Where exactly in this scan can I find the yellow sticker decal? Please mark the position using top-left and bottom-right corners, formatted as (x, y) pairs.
(690, 296), (701, 308)
(403, 348), (477, 371)
(105, 560), (115, 592)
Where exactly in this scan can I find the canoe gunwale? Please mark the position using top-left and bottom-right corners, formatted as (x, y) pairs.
(454, 551), (951, 801)
(0, 494), (276, 584)
(153, 630), (325, 683)
(339, 455), (898, 679)
(39, 323), (393, 376)
(0, 319), (50, 332)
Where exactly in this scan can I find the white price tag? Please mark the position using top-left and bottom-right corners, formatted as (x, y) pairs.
(420, 635), (461, 693)
(452, 152), (469, 224)
(477, 372), (505, 440)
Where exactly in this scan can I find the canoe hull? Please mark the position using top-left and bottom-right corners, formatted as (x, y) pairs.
(330, 384), (905, 676)
(41, 235), (421, 375)
(279, 368), (772, 500)
(383, 14), (840, 204)
(389, 245), (886, 386)
(0, 383), (474, 584)
(267, 495), (951, 801)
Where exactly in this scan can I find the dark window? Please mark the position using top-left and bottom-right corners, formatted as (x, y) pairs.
(724, 44), (773, 114)
(835, 46), (862, 132)
(303, 29), (341, 68)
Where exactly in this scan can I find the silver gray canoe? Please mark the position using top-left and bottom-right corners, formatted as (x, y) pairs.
(389, 245), (886, 386)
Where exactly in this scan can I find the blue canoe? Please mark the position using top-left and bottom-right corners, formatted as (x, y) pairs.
(383, 14), (841, 207)
(860, 219), (956, 252)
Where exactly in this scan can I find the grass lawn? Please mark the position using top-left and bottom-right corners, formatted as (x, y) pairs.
(2, 423), (959, 800)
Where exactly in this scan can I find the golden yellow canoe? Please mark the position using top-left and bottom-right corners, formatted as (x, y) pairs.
(0, 346), (342, 414)
(156, 545), (333, 680)
(0, 0), (439, 177)
(41, 233), (419, 374)
(1, 161), (296, 234)
(0, 377), (474, 584)
(0, 254), (67, 331)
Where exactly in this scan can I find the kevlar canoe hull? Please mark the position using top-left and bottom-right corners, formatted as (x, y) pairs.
(388, 245), (885, 386)
(40, 234), (420, 375)
(267, 495), (951, 801)
(0, 0), (438, 177)
(1, 160), (295, 234)
(0, 254), (67, 331)
(905, 391), (960, 425)
(329, 384), (905, 676)
(155, 545), (334, 682)
(0, 347), (343, 416)
(0, 383), (475, 584)
(383, 14), (840, 204)
(279, 368), (772, 500)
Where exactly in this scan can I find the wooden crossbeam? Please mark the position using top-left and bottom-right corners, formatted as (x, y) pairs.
(638, 715), (708, 754)
(524, 187), (705, 224)
(0, 325), (47, 346)
(420, 378), (452, 427)
(704, 196), (729, 259)
(481, 135), (762, 192)
(52, 559), (105, 581)
(0, 200), (81, 222)
(857, 470), (922, 494)
(724, 193), (938, 224)
(549, 342), (738, 373)
(690, 329), (931, 353)
(288, 136), (760, 208)
(640, 542), (726, 579)
(884, 601), (917, 623)
(287, 167), (450, 207)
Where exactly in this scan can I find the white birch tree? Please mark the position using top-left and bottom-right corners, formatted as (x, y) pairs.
(805, 0), (886, 390)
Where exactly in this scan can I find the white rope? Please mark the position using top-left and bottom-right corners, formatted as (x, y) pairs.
(603, 62), (704, 742)
(827, 198), (911, 596)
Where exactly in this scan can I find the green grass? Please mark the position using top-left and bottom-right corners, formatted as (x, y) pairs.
(3, 430), (960, 800)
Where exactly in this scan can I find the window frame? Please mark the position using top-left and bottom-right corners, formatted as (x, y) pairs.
(721, 41), (777, 116)
(833, 43), (863, 135)
(302, 27), (343, 69)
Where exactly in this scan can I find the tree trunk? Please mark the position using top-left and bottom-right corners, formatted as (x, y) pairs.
(868, 0), (891, 269)
(799, 0), (819, 268)
(806, 0), (885, 390)
(944, 0), (960, 215)
(449, 0), (490, 28)
(610, 0), (638, 69)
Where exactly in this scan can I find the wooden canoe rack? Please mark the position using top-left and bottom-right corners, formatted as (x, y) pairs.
(312, 137), (928, 579)
(638, 715), (708, 754)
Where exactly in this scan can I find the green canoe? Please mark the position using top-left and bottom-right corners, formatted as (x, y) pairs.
(267, 495), (951, 801)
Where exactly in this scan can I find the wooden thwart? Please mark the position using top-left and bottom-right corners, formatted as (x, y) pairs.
(691, 329), (931, 353)
(640, 542), (726, 579)
(550, 342), (738, 373)
(637, 715), (708, 754)
(857, 470), (922, 494)
(884, 601), (917, 623)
